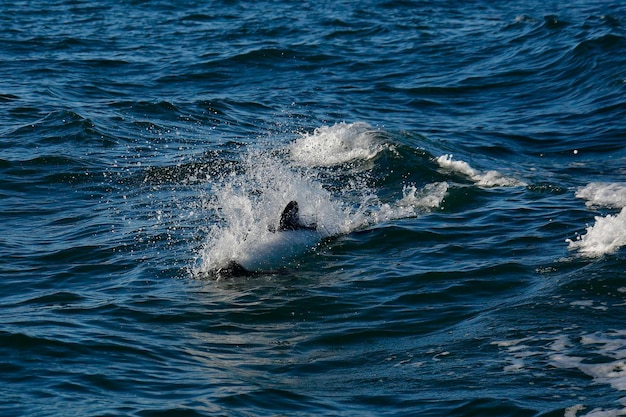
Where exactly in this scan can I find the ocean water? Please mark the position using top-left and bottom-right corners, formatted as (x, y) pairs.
(1, 0), (626, 415)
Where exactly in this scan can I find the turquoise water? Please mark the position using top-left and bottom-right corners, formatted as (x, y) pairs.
(1, 1), (626, 416)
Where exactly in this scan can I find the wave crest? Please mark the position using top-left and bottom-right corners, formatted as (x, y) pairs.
(436, 154), (527, 187)
(568, 182), (626, 257)
(288, 122), (386, 167)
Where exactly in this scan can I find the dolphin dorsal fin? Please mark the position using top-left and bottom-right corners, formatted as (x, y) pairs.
(278, 201), (318, 232)
(279, 201), (301, 231)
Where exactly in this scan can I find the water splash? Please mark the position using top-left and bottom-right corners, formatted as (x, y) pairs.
(194, 122), (447, 276)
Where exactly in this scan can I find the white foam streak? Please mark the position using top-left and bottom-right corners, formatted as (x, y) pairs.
(436, 154), (526, 187)
(569, 182), (626, 257)
(288, 122), (385, 167)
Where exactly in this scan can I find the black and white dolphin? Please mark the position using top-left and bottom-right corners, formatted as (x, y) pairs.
(217, 201), (320, 277)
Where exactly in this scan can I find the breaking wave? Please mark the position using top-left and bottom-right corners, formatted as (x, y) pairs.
(288, 122), (388, 167)
(568, 182), (626, 257)
(436, 154), (528, 187)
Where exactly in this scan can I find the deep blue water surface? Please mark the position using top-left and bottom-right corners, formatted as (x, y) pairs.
(2, 1), (626, 416)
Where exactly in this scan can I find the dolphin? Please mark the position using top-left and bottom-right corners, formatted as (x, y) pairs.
(216, 201), (319, 278)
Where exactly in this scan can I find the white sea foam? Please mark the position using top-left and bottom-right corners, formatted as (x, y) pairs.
(568, 182), (626, 257)
(567, 207), (626, 257)
(436, 154), (527, 187)
(288, 122), (386, 167)
(576, 183), (626, 209)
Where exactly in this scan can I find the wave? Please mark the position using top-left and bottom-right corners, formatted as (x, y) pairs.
(494, 328), (626, 417)
(436, 154), (527, 187)
(568, 182), (626, 257)
(574, 33), (626, 55)
(288, 122), (387, 167)
(5, 110), (119, 154)
(575, 182), (626, 209)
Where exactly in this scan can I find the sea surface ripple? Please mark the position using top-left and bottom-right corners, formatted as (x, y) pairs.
(1, 1), (626, 416)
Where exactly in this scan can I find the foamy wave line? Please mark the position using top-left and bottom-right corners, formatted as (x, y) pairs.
(288, 122), (387, 167)
(568, 182), (626, 258)
(436, 154), (527, 187)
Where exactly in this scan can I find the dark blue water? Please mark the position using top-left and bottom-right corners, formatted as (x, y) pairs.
(2, 1), (626, 416)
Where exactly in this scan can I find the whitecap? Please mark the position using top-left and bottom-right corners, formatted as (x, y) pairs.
(569, 182), (626, 257)
(567, 207), (626, 257)
(436, 154), (527, 187)
(576, 182), (626, 209)
(288, 122), (386, 167)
